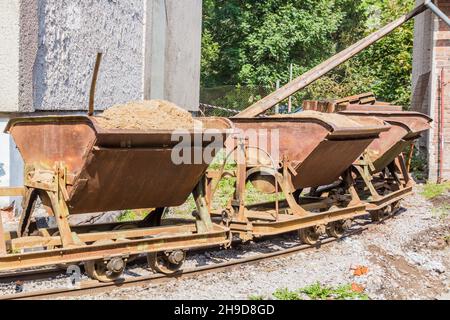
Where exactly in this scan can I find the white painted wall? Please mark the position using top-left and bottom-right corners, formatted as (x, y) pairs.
(0, 117), (24, 208)
(0, 1), (20, 112)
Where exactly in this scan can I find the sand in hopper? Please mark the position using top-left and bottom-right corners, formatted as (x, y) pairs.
(94, 100), (202, 130)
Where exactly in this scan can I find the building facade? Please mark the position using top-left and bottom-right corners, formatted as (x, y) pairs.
(412, 0), (450, 182)
(0, 0), (203, 206)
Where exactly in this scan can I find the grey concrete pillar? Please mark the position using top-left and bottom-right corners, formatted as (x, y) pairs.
(144, 0), (203, 111)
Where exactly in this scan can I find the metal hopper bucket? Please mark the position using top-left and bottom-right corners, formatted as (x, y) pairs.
(230, 112), (390, 191)
(339, 105), (432, 173)
(6, 116), (233, 214)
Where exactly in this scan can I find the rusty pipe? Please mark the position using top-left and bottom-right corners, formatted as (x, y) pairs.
(437, 68), (445, 184)
(89, 52), (103, 116)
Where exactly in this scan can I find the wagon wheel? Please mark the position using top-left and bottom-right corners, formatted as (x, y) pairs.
(391, 201), (401, 213)
(85, 240), (126, 283)
(147, 250), (186, 275)
(113, 223), (140, 263)
(370, 210), (382, 222)
(382, 205), (392, 218)
(327, 220), (352, 239)
(299, 227), (321, 245)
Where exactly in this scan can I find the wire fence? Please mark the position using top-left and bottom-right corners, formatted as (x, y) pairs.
(199, 85), (304, 117)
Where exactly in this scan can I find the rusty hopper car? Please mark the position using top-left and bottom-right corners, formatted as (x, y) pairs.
(0, 115), (232, 282)
(207, 112), (390, 244)
(303, 94), (432, 220)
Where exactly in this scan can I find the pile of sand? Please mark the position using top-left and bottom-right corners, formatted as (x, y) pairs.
(271, 110), (377, 128)
(94, 100), (201, 130)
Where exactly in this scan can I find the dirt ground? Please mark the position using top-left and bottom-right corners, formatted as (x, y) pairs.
(64, 185), (449, 300)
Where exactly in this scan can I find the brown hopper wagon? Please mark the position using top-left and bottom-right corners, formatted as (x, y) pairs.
(0, 2), (437, 282)
(303, 94), (432, 220)
(225, 3), (433, 227)
(0, 115), (232, 281)
(207, 112), (389, 244)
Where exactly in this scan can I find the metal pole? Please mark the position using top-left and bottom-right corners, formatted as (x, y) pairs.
(437, 68), (445, 184)
(275, 80), (280, 114)
(288, 64), (293, 113)
(425, 0), (450, 27)
(89, 52), (103, 116)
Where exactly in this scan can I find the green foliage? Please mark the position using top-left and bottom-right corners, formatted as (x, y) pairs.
(407, 146), (428, 180)
(300, 283), (335, 300)
(273, 283), (369, 300)
(421, 182), (450, 200)
(273, 288), (303, 300)
(201, 0), (416, 110)
(202, 0), (345, 87)
(432, 204), (450, 220)
(117, 210), (137, 222)
(356, 0), (415, 107)
(117, 210), (151, 222)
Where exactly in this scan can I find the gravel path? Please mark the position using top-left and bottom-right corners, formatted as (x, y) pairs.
(66, 186), (450, 300)
(1, 186), (448, 300)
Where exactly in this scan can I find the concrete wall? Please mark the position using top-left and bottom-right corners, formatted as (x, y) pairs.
(0, 1), (20, 112)
(164, 0), (203, 111)
(0, 0), (204, 207)
(144, 0), (203, 111)
(412, 0), (450, 182)
(34, 0), (145, 111)
(0, 0), (203, 113)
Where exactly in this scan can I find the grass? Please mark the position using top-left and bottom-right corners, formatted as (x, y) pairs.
(117, 209), (152, 222)
(273, 288), (303, 300)
(272, 283), (369, 301)
(421, 182), (450, 200)
(209, 166), (284, 209)
(432, 204), (450, 220)
(420, 182), (450, 220)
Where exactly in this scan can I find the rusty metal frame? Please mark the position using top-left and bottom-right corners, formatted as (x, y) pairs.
(207, 141), (367, 241)
(0, 224), (229, 272)
(0, 187), (25, 197)
(0, 166), (230, 273)
(352, 152), (412, 212)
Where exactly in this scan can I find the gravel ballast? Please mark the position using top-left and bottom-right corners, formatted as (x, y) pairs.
(1, 186), (448, 300)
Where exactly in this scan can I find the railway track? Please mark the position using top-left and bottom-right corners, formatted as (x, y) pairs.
(0, 221), (374, 300)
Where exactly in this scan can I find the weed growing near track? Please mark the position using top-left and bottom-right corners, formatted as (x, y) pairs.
(421, 182), (450, 199)
(271, 283), (369, 300)
(421, 182), (450, 220)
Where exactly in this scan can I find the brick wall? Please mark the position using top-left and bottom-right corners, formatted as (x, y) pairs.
(412, 0), (450, 182)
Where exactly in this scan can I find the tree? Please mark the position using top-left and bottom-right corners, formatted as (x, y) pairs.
(201, 0), (416, 110)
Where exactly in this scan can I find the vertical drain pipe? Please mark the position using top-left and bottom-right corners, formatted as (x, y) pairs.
(89, 52), (103, 116)
(438, 68), (445, 184)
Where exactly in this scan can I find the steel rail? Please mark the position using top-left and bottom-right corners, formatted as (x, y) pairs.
(0, 224), (373, 300)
